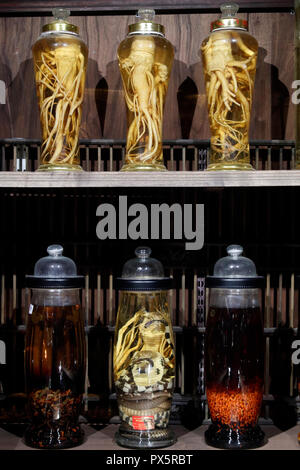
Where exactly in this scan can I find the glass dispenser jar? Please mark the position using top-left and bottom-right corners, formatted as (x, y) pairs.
(117, 9), (174, 171)
(205, 245), (265, 449)
(201, 3), (258, 170)
(32, 9), (88, 171)
(24, 245), (86, 449)
(114, 247), (176, 448)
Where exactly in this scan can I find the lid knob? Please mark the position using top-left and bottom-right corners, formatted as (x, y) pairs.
(47, 244), (64, 257)
(135, 246), (152, 259)
(137, 8), (155, 22)
(227, 244), (243, 258)
(220, 2), (239, 18)
(52, 7), (71, 21)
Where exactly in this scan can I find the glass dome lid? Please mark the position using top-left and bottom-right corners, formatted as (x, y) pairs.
(26, 244), (84, 289)
(116, 246), (173, 291)
(206, 244), (264, 289)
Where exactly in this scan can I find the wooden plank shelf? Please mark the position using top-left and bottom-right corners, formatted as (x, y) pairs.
(0, 0), (293, 14)
(0, 170), (299, 188)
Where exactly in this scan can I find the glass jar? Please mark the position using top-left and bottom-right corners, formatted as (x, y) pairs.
(117, 9), (174, 171)
(24, 245), (86, 449)
(201, 3), (258, 170)
(114, 247), (176, 448)
(205, 245), (265, 449)
(32, 9), (88, 171)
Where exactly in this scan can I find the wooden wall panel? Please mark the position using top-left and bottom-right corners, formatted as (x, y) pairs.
(0, 12), (295, 140)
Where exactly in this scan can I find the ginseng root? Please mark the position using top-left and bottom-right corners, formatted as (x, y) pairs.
(202, 31), (257, 163)
(119, 37), (169, 165)
(35, 44), (85, 166)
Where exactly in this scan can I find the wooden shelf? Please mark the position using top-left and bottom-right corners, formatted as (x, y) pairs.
(0, 1), (293, 14)
(0, 423), (299, 450)
(0, 170), (299, 189)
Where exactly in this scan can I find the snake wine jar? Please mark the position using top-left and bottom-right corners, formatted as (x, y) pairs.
(114, 247), (176, 448)
(24, 245), (86, 449)
(201, 3), (258, 170)
(117, 9), (174, 171)
(32, 8), (88, 171)
(205, 245), (265, 449)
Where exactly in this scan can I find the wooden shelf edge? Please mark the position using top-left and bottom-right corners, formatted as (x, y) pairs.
(0, 170), (299, 188)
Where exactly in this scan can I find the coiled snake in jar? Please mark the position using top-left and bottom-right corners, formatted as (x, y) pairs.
(114, 309), (175, 429)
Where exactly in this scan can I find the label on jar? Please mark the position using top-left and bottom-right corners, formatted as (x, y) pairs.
(132, 416), (155, 431)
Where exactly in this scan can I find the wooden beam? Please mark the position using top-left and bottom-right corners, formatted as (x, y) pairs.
(0, 0), (294, 14)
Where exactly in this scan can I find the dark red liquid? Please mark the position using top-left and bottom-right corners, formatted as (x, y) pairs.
(24, 304), (86, 449)
(205, 306), (264, 429)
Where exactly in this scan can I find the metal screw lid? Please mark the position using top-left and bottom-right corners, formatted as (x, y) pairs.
(128, 8), (165, 36)
(211, 3), (248, 32)
(42, 8), (79, 34)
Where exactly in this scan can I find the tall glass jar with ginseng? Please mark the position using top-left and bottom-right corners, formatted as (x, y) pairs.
(205, 245), (265, 449)
(32, 9), (88, 171)
(201, 3), (258, 170)
(24, 245), (86, 449)
(114, 247), (176, 448)
(118, 9), (174, 171)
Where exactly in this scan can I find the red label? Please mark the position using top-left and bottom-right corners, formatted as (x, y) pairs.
(132, 416), (155, 431)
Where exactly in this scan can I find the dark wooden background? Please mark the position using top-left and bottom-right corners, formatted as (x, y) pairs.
(0, 10), (295, 141)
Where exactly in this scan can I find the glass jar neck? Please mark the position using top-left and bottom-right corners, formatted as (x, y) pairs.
(30, 288), (81, 307)
(209, 288), (261, 309)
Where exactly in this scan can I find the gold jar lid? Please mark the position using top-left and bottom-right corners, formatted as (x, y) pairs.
(211, 3), (248, 31)
(42, 8), (79, 34)
(128, 8), (165, 36)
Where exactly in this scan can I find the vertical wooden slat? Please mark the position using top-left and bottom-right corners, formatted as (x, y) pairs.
(291, 146), (295, 169)
(108, 273), (113, 325)
(12, 145), (17, 172)
(255, 146), (259, 170)
(182, 146), (186, 171)
(37, 145), (41, 170)
(97, 146), (102, 171)
(192, 271), (197, 326)
(181, 271), (185, 395)
(12, 274), (17, 326)
(86, 146), (90, 172)
(84, 275), (89, 412)
(279, 147), (283, 170)
(1, 275), (5, 324)
(170, 146), (174, 171)
(109, 147), (113, 171)
(290, 273), (295, 397)
(96, 274), (101, 324)
(193, 147), (197, 172)
(267, 146), (272, 170)
(278, 273), (283, 325)
(265, 273), (271, 401)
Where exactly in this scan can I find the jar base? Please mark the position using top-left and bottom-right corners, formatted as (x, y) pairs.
(205, 423), (266, 450)
(24, 423), (84, 449)
(120, 162), (167, 172)
(37, 163), (84, 172)
(115, 424), (176, 449)
(206, 162), (254, 171)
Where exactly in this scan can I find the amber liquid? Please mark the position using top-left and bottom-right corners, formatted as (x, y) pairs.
(205, 306), (264, 428)
(114, 291), (176, 447)
(24, 304), (86, 449)
(118, 35), (174, 171)
(32, 33), (88, 171)
(202, 30), (258, 170)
